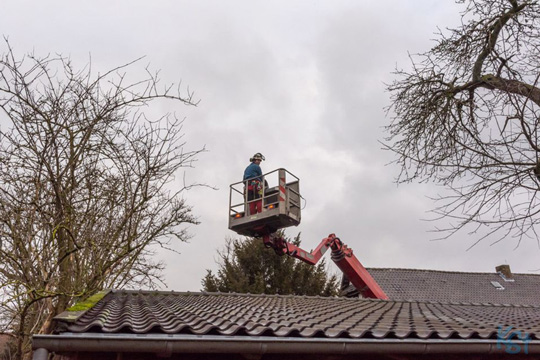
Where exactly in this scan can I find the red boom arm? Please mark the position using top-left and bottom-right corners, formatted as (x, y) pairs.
(262, 233), (388, 300)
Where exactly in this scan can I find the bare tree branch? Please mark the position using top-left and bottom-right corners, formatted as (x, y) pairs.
(0, 39), (203, 359)
(385, 0), (540, 245)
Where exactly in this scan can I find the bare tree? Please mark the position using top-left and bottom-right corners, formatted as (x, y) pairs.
(385, 0), (540, 246)
(0, 41), (203, 359)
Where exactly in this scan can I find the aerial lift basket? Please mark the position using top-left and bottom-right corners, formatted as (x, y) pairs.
(228, 168), (301, 237)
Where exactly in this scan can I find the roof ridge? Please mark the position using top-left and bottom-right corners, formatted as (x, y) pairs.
(366, 267), (540, 276)
(110, 289), (540, 308)
(112, 289), (364, 300)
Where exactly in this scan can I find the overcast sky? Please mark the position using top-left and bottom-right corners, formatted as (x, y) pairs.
(2, 0), (540, 291)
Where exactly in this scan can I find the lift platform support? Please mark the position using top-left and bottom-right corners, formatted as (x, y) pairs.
(228, 168), (388, 300)
(262, 233), (388, 300)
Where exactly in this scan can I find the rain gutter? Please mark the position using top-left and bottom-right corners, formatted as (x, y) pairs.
(33, 333), (540, 358)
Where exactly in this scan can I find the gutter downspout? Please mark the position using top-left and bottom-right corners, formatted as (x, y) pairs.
(33, 334), (540, 356)
(32, 348), (48, 360)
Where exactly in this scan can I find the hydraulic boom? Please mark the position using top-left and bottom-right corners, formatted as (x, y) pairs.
(263, 233), (388, 300)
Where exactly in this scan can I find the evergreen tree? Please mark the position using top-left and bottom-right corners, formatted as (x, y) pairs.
(202, 235), (339, 296)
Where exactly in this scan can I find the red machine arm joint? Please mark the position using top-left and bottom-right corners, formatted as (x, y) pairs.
(262, 233), (388, 300)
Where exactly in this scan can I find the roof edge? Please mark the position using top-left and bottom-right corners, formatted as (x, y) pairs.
(54, 290), (111, 323)
(33, 334), (540, 356)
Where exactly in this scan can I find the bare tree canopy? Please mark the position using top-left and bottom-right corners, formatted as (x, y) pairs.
(386, 0), (540, 245)
(0, 41), (203, 359)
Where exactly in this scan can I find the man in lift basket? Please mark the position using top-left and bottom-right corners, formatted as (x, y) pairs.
(243, 152), (265, 215)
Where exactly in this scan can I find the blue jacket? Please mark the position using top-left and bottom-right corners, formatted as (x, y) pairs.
(243, 162), (263, 182)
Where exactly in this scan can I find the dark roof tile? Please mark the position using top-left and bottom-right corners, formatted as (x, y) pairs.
(58, 290), (540, 342)
(343, 268), (540, 306)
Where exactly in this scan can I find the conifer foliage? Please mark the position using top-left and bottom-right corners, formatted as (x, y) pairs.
(202, 236), (339, 296)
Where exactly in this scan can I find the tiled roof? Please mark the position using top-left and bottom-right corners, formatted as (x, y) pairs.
(342, 268), (540, 306)
(55, 290), (540, 340)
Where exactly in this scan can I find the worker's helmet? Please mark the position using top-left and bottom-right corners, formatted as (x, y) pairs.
(250, 152), (265, 162)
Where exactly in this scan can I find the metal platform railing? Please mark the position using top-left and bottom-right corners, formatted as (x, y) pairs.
(228, 168), (301, 236)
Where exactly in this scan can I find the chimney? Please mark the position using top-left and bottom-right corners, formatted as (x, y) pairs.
(496, 264), (514, 281)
